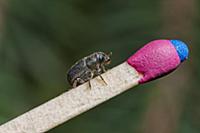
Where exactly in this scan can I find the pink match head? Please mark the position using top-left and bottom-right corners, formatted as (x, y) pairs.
(127, 39), (189, 84)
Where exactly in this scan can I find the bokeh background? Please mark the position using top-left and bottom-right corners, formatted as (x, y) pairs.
(0, 0), (199, 133)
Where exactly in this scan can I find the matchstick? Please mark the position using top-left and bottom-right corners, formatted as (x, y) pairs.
(0, 39), (189, 133)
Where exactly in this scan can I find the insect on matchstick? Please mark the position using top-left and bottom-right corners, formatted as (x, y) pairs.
(67, 52), (112, 88)
(0, 39), (189, 133)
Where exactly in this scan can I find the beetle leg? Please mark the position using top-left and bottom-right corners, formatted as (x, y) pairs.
(100, 65), (106, 73)
(95, 64), (102, 75)
(88, 81), (92, 89)
(72, 80), (78, 88)
(95, 65), (107, 85)
(96, 69), (102, 75)
(86, 71), (93, 89)
(95, 64), (105, 76)
(73, 78), (85, 88)
(99, 75), (108, 85)
(86, 71), (94, 79)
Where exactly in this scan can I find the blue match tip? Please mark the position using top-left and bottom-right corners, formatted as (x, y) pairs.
(170, 40), (189, 62)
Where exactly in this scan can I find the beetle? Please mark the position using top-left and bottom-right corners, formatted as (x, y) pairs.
(67, 52), (112, 88)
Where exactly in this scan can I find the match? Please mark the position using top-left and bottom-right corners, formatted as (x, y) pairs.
(0, 39), (189, 133)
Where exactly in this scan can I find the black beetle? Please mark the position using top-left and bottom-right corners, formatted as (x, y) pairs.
(67, 52), (112, 88)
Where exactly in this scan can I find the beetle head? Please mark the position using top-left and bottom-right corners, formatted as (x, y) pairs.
(96, 52), (112, 65)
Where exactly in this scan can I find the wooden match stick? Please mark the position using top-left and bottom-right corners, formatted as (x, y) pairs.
(0, 39), (189, 133)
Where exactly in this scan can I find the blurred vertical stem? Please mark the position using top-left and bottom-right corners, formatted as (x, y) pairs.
(141, 0), (197, 133)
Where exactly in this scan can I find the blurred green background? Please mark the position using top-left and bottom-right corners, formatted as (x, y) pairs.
(0, 0), (199, 133)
